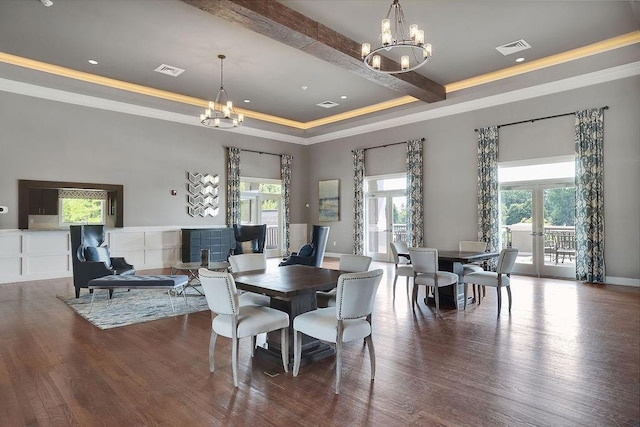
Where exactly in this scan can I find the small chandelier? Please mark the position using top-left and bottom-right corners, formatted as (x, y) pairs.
(200, 54), (244, 129)
(361, 0), (432, 74)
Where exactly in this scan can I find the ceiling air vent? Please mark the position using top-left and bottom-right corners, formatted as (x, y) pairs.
(495, 39), (531, 56)
(154, 64), (185, 77)
(316, 100), (339, 109)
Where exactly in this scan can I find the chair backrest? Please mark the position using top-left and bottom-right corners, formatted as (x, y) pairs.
(408, 247), (438, 274)
(199, 269), (239, 315)
(309, 225), (330, 267)
(394, 240), (409, 253)
(228, 253), (266, 273)
(335, 269), (383, 320)
(459, 240), (487, 252)
(70, 224), (106, 262)
(233, 224), (267, 254)
(339, 254), (372, 272)
(496, 248), (519, 274)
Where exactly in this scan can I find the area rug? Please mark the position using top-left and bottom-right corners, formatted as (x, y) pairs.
(57, 287), (209, 330)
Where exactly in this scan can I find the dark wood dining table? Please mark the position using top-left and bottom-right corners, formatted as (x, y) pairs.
(232, 264), (342, 369)
(400, 250), (500, 308)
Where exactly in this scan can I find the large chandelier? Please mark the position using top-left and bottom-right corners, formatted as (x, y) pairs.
(361, 0), (432, 74)
(200, 54), (244, 129)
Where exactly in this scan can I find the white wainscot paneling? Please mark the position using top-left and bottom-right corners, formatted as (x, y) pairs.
(289, 223), (308, 252)
(145, 230), (180, 248)
(0, 234), (22, 255)
(0, 258), (22, 277)
(27, 255), (69, 274)
(145, 248), (179, 266)
(25, 231), (69, 255)
(108, 231), (145, 251)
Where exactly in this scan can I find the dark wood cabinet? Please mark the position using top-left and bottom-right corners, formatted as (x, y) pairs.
(28, 188), (59, 215)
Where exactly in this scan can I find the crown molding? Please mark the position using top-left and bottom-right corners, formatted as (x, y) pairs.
(1, 61), (639, 145)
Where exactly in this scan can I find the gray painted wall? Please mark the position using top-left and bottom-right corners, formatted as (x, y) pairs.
(0, 92), (307, 228)
(0, 77), (638, 280)
(306, 76), (640, 280)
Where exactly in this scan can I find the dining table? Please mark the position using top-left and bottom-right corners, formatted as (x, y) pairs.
(232, 264), (342, 369)
(400, 250), (500, 308)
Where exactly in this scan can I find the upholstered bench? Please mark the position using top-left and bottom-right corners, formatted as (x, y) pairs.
(87, 275), (189, 312)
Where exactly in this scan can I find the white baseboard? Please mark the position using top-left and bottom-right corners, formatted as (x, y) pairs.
(603, 276), (640, 287)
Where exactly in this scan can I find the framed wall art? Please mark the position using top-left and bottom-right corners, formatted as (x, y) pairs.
(318, 179), (339, 222)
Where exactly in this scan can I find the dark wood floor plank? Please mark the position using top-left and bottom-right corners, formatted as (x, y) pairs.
(0, 263), (638, 426)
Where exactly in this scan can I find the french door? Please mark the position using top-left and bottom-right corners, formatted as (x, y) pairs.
(240, 179), (283, 258)
(500, 181), (575, 278)
(365, 192), (407, 262)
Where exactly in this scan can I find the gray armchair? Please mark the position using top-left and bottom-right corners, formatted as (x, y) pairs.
(232, 224), (267, 255)
(279, 225), (330, 268)
(70, 225), (135, 298)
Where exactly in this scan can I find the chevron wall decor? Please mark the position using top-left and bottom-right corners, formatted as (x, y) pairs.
(186, 172), (220, 217)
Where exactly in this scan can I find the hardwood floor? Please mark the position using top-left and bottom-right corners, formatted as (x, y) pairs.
(1, 260), (638, 426)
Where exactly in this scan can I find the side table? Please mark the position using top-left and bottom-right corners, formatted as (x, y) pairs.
(170, 261), (230, 295)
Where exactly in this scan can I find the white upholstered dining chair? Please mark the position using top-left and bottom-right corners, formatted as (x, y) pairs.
(464, 248), (518, 317)
(459, 240), (488, 303)
(316, 254), (372, 308)
(228, 253), (271, 307)
(293, 269), (383, 394)
(408, 247), (459, 315)
(463, 248), (519, 317)
(198, 269), (289, 387)
(390, 241), (413, 298)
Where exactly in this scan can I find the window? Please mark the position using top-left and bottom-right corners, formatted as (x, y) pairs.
(58, 189), (107, 225)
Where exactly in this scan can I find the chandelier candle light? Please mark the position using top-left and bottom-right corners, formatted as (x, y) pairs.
(361, 0), (432, 74)
(200, 54), (244, 129)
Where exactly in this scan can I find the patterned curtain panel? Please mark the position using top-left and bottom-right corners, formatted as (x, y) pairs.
(226, 147), (241, 226)
(477, 126), (500, 268)
(406, 138), (424, 247)
(352, 149), (365, 255)
(574, 108), (605, 282)
(280, 154), (293, 256)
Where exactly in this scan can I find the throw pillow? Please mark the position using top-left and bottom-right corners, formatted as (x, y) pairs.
(84, 245), (112, 268)
(241, 240), (256, 254)
(297, 243), (314, 257)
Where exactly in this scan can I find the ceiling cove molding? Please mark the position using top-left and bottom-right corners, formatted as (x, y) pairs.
(1, 62), (638, 145)
(0, 77), (307, 144)
(304, 61), (640, 144)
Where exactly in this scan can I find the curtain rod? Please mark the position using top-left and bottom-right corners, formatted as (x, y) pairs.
(227, 147), (289, 158)
(474, 106), (609, 132)
(352, 137), (426, 153)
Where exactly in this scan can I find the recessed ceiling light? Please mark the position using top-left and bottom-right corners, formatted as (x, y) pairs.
(515, 57), (525, 63)
(340, 95), (348, 99)
(243, 99), (251, 103)
(88, 59), (98, 65)
(301, 86), (308, 91)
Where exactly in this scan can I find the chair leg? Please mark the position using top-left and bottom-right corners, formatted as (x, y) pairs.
(365, 335), (376, 381)
(496, 287), (502, 318)
(250, 336), (256, 357)
(506, 286), (512, 314)
(411, 282), (418, 308)
(280, 328), (289, 373)
(335, 339), (342, 395)
(392, 275), (398, 296)
(293, 330), (302, 376)
(232, 337), (239, 387)
(471, 283), (476, 302)
(209, 331), (217, 373)
(464, 283), (468, 310)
